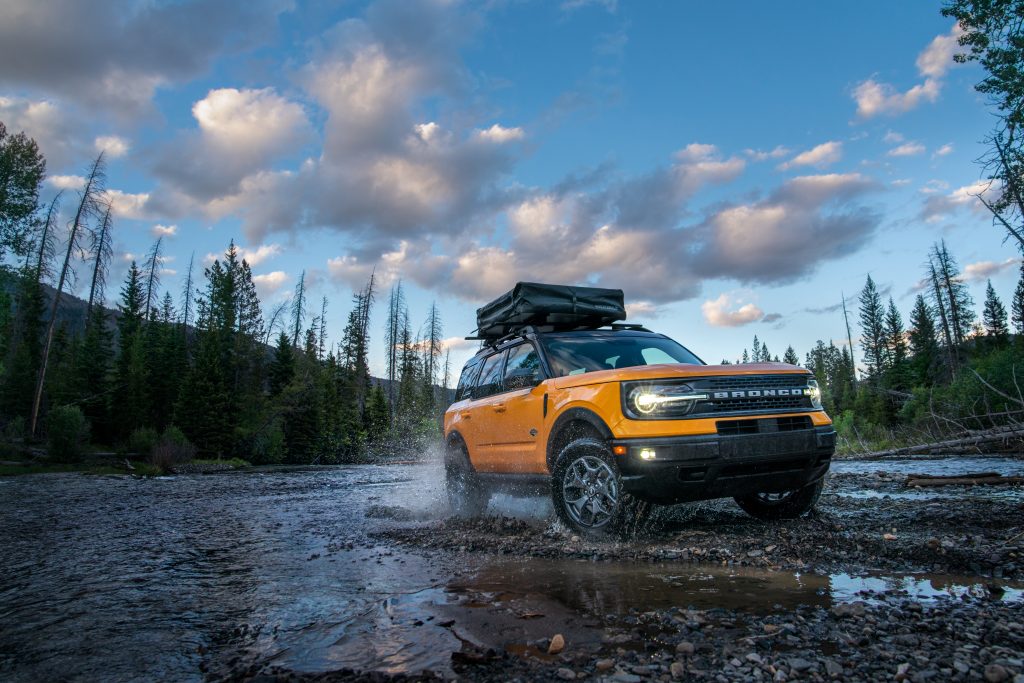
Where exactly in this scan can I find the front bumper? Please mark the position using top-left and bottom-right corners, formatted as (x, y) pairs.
(610, 425), (835, 504)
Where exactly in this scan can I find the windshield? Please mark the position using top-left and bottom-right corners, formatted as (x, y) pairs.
(540, 334), (704, 377)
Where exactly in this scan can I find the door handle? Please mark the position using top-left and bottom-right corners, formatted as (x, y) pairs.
(460, 412), (472, 419)
(493, 404), (506, 413)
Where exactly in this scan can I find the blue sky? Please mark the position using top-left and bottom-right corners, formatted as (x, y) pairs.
(0, 0), (1014, 377)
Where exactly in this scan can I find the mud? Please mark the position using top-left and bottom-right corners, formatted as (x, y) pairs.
(1, 457), (1022, 682)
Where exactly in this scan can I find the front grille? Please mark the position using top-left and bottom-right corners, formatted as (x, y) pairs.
(709, 395), (809, 413)
(694, 374), (812, 416)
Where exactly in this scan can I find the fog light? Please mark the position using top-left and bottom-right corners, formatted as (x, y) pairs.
(639, 448), (657, 460)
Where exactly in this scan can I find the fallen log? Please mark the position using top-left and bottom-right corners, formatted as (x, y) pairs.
(856, 428), (1024, 459)
(906, 474), (1024, 487)
(906, 471), (1001, 481)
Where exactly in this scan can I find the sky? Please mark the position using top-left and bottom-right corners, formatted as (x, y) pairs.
(0, 0), (1015, 377)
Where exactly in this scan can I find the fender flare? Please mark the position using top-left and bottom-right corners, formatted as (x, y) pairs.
(546, 407), (614, 472)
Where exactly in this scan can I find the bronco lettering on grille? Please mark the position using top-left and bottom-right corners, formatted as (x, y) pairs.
(712, 388), (811, 399)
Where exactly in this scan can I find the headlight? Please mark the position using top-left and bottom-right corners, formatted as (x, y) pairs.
(807, 378), (823, 410)
(623, 382), (708, 419)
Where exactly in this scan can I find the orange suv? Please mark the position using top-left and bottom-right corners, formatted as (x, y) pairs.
(443, 283), (835, 535)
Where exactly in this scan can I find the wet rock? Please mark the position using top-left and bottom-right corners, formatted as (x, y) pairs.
(595, 659), (615, 672)
(556, 667), (576, 680)
(832, 601), (867, 618)
(670, 661), (685, 679)
(788, 658), (813, 673)
(985, 664), (1010, 683)
(610, 672), (642, 683)
(548, 633), (565, 655)
(675, 641), (695, 656)
(824, 659), (842, 676)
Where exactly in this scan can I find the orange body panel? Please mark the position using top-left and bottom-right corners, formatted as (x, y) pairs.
(444, 362), (833, 475)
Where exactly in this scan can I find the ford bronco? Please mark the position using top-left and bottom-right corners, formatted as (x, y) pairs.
(443, 283), (835, 535)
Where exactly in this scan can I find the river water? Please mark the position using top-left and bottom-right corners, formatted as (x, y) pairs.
(1, 459), (1021, 681)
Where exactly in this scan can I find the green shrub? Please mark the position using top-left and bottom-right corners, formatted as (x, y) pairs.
(47, 406), (90, 462)
(127, 427), (159, 456)
(150, 426), (196, 473)
(4, 416), (26, 441)
(251, 417), (286, 465)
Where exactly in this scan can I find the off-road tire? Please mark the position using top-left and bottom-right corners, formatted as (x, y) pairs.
(445, 439), (489, 518)
(733, 478), (824, 520)
(552, 437), (651, 538)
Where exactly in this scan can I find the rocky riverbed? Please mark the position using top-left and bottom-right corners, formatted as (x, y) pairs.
(1, 457), (1022, 682)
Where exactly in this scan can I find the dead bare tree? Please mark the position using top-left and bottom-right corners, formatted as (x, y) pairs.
(85, 202), (113, 317)
(142, 236), (164, 321)
(30, 152), (105, 437)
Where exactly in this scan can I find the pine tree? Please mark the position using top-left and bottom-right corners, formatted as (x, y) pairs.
(884, 297), (910, 390)
(783, 346), (799, 365)
(365, 384), (391, 445)
(269, 332), (294, 397)
(982, 279), (1010, 343)
(858, 275), (887, 379)
(291, 270), (306, 348)
(908, 294), (940, 387)
(384, 281), (405, 409)
(112, 262), (148, 436)
(931, 241), (974, 346)
(1011, 262), (1024, 335)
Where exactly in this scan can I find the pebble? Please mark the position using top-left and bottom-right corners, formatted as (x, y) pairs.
(985, 664), (1010, 683)
(610, 673), (642, 683)
(676, 641), (695, 655)
(670, 661), (685, 679)
(556, 667), (575, 681)
(595, 659), (615, 672)
(789, 658), (813, 673)
(548, 633), (565, 655)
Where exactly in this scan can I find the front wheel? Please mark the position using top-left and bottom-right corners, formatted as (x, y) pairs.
(733, 479), (824, 520)
(552, 438), (651, 537)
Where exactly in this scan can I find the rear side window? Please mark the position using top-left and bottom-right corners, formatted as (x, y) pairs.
(472, 351), (506, 399)
(455, 359), (482, 401)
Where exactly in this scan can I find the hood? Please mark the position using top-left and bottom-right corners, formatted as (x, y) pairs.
(548, 362), (809, 390)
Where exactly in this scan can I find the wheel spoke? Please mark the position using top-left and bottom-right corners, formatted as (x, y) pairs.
(561, 454), (619, 528)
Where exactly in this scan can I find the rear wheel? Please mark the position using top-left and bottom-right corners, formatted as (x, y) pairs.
(733, 479), (823, 520)
(445, 439), (489, 518)
(552, 438), (651, 537)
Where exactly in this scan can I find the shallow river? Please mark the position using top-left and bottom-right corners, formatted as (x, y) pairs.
(1, 459), (1021, 681)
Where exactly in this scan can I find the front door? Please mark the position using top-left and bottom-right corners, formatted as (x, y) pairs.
(485, 343), (546, 474)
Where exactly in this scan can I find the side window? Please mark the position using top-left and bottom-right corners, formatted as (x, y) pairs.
(472, 351), (507, 399)
(503, 343), (543, 390)
(455, 359), (481, 401)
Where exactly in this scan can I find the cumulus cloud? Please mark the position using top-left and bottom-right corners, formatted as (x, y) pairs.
(152, 87), (311, 200)
(151, 224), (177, 238)
(852, 24), (962, 119)
(475, 124), (525, 143)
(778, 141), (842, 170)
(920, 180), (999, 222)
(102, 189), (151, 220)
(916, 24), (965, 78)
(701, 293), (764, 327)
(963, 258), (1019, 282)
(745, 146), (789, 161)
(625, 301), (660, 319)
(692, 173), (882, 283)
(0, 0), (289, 115)
(853, 78), (941, 118)
(883, 131), (905, 144)
(0, 96), (84, 167)
(238, 243), (283, 267)
(48, 174), (86, 190)
(94, 135), (129, 158)
(933, 143), (954, 158)
(887, 142), (926, 157)
(252, 270), (290, 297)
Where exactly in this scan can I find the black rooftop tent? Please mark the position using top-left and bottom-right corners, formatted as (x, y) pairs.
(474, 282), (626, 340)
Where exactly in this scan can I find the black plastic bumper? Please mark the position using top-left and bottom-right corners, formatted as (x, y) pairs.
(610, 426), (835, 504)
